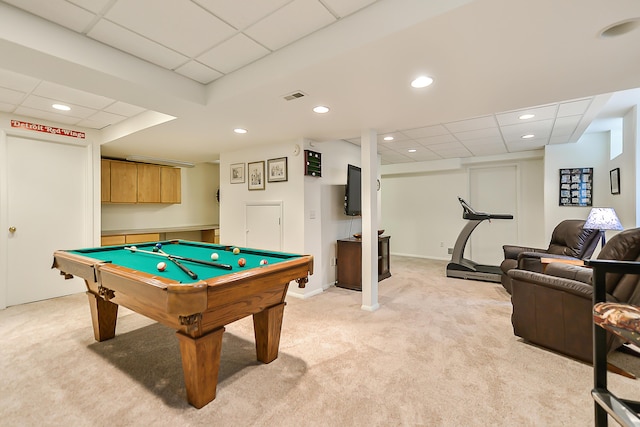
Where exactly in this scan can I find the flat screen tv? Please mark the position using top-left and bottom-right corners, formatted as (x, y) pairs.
(344, 164), (361, 216)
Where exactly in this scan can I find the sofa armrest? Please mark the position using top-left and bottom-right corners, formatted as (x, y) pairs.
(508, 268), (594, 299)
(517, 252), (582, 273)
(502, 245), (546, 260)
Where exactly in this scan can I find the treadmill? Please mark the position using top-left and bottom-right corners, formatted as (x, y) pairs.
(446, 197), (513, 283)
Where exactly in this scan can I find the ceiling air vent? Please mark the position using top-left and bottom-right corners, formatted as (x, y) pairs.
(283, 91), (306, 101)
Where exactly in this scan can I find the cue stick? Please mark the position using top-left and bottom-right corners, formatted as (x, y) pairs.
(154, 246), (198, 279)
(124, 246), (233, 270)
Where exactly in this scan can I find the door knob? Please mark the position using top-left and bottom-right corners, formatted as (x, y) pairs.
(8, 226), (16, 233)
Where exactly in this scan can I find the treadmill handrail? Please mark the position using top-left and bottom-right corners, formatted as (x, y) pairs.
(457, 197), (513, 221)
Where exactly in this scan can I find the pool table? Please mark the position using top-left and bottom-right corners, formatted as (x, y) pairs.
(52, 240), (313, 408)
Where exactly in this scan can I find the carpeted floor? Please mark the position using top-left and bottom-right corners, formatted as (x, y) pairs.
(1, 257), (639, 426)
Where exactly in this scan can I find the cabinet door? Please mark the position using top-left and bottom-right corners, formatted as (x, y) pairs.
(110, 161), (137, 203)
(160, 167), (181, 203)
(101, 159), (111, 202)
(137, 164), (161, 203)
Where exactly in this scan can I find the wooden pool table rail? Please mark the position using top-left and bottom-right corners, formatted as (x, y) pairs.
(52, 248), (313, 408)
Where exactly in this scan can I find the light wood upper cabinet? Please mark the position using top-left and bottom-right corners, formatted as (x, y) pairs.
(161, 166), (181, 204)
(110, 161), (137, 203)
(101, 159), (181, 204)
(137, 164), (161, 203)
(101, 159), (111, 202)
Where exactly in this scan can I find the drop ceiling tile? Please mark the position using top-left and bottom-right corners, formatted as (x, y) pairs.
(0, 102), (15, 112)
(444, 115), (495, 133)
(428, 141), (467, 152)
(88, 20), (188, 69)
(453, 127), (501, 141)
(34, 81), (113, 110)
(377, 132), (410, 143)
(437, 149), (473, 158)
(322, 0), (378, 17)
(14, 106), (82, 125)
(551, 115), (581, 136)
(21, 95), (96, 118)
(105, 0), (236, 57)
(0, 86), (27, 104)
(401, 124), (449, 139)
(104, 101), (146, 117)
(388, 139), (422, 149)
(245, 0), (336, 50)
(506, 139), (547, 152)
(496, 104), (557, 126)
(3, 0), (96, 32)
(549, 136), (572, 145)
(558, 98), (591, 116)
(84, 110), (127, 127)
(194, 0), (290, 30)
(0, 69), (39, 93)
(175, 61), (223, 84)
(467, 145), (508, 156)
(414, 133), (457, 146)
(68, 0), (112, 14)
(459, 136), (504, 147)
(198, 34), (270, 74)
(500, 119), (553, 139)
(380, 151), (413, 163)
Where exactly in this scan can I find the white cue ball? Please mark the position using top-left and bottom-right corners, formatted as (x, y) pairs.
(129, 246), (137, 251)
(211, 253), (219, 261)
(157, 261), (166, 271)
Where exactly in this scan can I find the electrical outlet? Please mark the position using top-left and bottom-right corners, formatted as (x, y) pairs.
(448, 248), (454, 255)
(440, 241), (444, 247)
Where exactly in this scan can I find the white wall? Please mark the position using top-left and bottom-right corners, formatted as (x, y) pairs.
(102, 162), (219, 231)
(219, 138), (363, 298)
(545, 128), (636, 251)
(381, 154), (546, 260)
(305, 140), (363, 295)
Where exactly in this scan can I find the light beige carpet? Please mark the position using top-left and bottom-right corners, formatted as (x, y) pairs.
(1, 257), (639, 426)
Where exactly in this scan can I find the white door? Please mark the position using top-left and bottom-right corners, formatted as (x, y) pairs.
(6, 136), (87, 306)
(469, 166), (518, 266)
(245, 203), (282, 251)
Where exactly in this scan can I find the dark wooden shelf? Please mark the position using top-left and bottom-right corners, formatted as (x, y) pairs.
(304, 150), (322, 177)
(336, 236), (390, 291)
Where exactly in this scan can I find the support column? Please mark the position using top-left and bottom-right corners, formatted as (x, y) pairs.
(361, 129), (379, 311)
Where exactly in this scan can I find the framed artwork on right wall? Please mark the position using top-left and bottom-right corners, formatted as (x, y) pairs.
(610, 167), (620, 194)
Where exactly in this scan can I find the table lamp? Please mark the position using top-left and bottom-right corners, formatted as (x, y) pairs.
(584, 207), (623, 247)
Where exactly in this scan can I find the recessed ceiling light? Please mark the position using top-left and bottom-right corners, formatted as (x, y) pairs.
(600, 18), (640, 38)
(52, 103), (71, 111)
(519, 114), (535, 120)
(234, 128), (247, 134)
(411, 76), (434, 88)
(313, 106), (329, 114)
(521, 134), (535, 139)
(383, 136), (394, 141)
(408, 149), (417, 153)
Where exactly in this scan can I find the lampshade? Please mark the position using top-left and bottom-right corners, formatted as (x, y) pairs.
(584, 207), (623, 231)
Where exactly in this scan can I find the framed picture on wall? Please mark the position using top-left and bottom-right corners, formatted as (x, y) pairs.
(248, 161), (265, 190)
(267, 157), (288, 182)
(610, 167), (620, 194)
(559, 167), (592, 206)
(230, 163), (245, 184)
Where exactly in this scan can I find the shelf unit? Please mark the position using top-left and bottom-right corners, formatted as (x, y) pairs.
(304, 150), (322, 177)
(587, 259), (640, 427)
(336, 236), (391, 291)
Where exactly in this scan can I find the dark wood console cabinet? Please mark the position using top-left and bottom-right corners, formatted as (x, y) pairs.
(336, 236), (391, 291)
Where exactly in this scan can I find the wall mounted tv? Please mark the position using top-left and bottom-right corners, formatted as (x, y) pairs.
(344, 164), (361, 216)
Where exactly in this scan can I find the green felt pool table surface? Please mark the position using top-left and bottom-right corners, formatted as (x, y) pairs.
(69, 240), (301, 283)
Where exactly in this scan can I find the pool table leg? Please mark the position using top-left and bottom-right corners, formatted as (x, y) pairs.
(176, 327), (225, 409)
(253, 302), (286, 363)
(86, 291), (118, 342)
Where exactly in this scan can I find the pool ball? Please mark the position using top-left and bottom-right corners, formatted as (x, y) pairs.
(232, 247), (240, 255)
(260, 259), (268, 265)
(211, 252), (219, 261)
(128, 246), (137, 252)
(238, 258), (246, 267)
(156, 243), (163, 249)
(157, 261), (166, 272)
